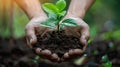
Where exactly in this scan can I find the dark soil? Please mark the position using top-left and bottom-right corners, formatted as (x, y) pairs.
(36, 30), (83, 57)
(0, 37), (120, 67)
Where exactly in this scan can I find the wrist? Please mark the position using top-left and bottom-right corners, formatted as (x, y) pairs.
(65, 10), (85, 19)
(30, 15), (47, 23)
(29, 12), (47, 20)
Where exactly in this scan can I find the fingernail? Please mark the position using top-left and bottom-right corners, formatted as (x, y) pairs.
(51, 53), (58, 60)
(30, 38), (33, 43)
(84, 40), (87, 44)
(30, 36), (37, 45)
(26, 38), (32, 48)
(36, 48), (42, 54)
(63, 53), (69, 59)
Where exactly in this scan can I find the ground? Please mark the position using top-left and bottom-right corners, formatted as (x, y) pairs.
(0, 36), (120, 67)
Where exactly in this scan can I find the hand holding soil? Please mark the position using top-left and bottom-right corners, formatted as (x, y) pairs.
(61, 17), (90, 61)
(25, 16), (90, 62)
(25, 0), (90, 62)
(25, 16), (61, 62)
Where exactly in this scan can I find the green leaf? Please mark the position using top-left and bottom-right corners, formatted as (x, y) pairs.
(56, 0), (66, 11)
(46, 17), (59, 25)
(102, 61), (112, 67)
(58, 11), (66, 18)
(102, 55), (109, 63)
(60, 11), (66, 16)
(40, 22), (54, 29)
(42, 3), (59, 14)
(48, 13), (57, 19)
(40, 18), (57, 29)
(61, 18), (78, 27)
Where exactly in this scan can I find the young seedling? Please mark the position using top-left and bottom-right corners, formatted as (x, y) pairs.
(40, 0), (77, 31)
(102, 55), (112, 67)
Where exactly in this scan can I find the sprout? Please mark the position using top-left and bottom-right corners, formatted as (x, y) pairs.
(102, 55), (112, 67)
(40, 0), (78, 31)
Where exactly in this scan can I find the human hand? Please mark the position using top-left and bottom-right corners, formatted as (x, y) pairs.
(25, 16), (60, 62)
(25, 16), (89, 62)
(60, 17), (90, 61)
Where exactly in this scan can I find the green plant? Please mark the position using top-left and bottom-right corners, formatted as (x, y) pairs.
(40, 0), (77, 31)
(102, 29), (120, 41)
(102, 55), (112, 67)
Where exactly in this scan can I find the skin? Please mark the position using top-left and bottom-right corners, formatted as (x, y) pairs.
(15, 0), (95, 62)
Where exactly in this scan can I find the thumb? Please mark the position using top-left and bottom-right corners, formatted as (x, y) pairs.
(25, 26), (37, 48)
(79, 22), (90, 51)
(80, 36), (87, 51)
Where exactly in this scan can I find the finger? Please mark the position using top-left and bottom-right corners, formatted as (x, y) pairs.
(63, 52), (69, 60)
(25, 25), (37, 47)
(68, 49), (75, 56)
(79, 23), (90, 48)
(73, 49), (84, 55)
(68, 49), (84, 59)
(50, 53), (59, 62)
(60, 52), (69, 62)
(26, 37), (32, 48)
(38, 49), (52, 59)
(64, 49), (84, 61)
(35, 48), (42, 54)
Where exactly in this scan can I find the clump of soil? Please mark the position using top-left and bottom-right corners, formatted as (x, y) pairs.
(35, 30), (83, 57)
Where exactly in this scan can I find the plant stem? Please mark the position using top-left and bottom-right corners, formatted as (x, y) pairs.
(57, 23), (60, 32)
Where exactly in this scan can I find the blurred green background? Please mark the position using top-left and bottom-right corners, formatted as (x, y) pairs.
(0, 0), (120, 41)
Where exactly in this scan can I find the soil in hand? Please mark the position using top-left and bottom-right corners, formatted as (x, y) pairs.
(36, 30), (83, 58)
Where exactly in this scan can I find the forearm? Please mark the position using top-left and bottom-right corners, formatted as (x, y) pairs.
(67, 0), (95, 19)
(15, 0), (46, 19)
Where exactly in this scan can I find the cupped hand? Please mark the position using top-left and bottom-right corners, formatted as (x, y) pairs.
(25, 16), (60, 62)
(61, 17), (90, 61)
(25, 16), (89, 62)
